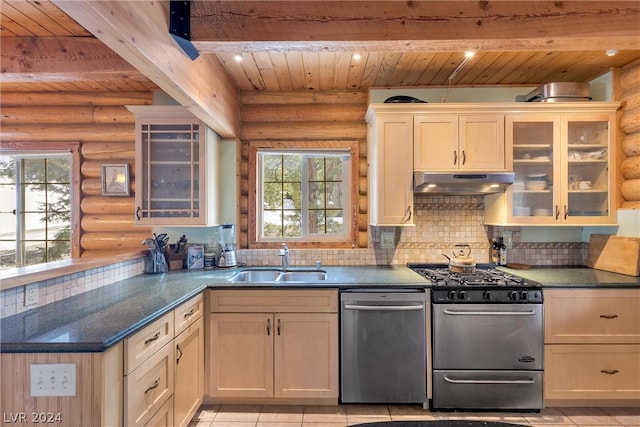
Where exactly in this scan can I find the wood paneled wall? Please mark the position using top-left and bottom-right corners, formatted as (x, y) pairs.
(0, 91), (153, 258)
(238, 90), (369, 248)
(619, 59), (640, 208)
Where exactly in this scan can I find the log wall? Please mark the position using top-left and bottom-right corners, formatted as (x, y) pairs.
(0, 91), (153, 258)
(619, 59), (640, 209)
(238, 90), (369, 248)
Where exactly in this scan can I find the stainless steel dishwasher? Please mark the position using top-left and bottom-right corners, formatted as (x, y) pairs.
(340, 289), (427, 404)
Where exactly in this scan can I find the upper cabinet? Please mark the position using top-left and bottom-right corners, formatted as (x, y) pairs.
(127, 106), (230, 226)
(485, 103), (619, 226)
(366, 110), (414, 226)
(414, 114), (506, 171)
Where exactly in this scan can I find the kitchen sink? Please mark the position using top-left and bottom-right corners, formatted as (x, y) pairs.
(229, 268), (327, 283)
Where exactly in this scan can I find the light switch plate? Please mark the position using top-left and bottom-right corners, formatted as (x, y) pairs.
(380, 232), (395, 249)
(25, 283), (38, 306)
(31, 363), (76, 396)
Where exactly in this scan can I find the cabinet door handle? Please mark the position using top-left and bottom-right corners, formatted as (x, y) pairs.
(136, 206), (141, 221)
(462, 150), (466, 165)
(277, 318), (281, 336)
(144, 378), (160, 394)
(564, 205), (568, 220)
(144, 332), (160, 345)
(453, 150), (458, 165)
(183, 308), (195, 318)
(555, 205), (560, 220)
(405, 205), (412, 222)
(600, 369), (619, 375)
(267, 318), (271, 336)
(600, 314), (618, 319)
(176, 343), (183, 364)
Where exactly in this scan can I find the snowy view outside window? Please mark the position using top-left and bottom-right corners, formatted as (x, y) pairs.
(0, 155), (71, 270)
(258, 150), (350, 241)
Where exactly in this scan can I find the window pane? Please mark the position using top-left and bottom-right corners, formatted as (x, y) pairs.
(282, 182), (301, 209)
(308, 210), (325, 233)
(326, 182), (343, 208)
(263, 182), (283, 209)
(46, 158), (70, 183)
(326, 157), (343, 181)
(0, 157), (16, 183)
(308, 182), (325, 208)
(23, 158), (46, 183)
(282, 155), (301, 181)
(263, 210), (283, 238)
(24, 213), (46, 240)
(24, 184), (46, 212)
(307, 157), (325, 181)
(47, 240), (70, 261)
(326, 210), (344, 233)
(263, 155), (282, 182)
(283, 210), (301, 238)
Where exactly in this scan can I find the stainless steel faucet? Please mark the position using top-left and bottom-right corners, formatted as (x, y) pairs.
(278, 243), (289, 269)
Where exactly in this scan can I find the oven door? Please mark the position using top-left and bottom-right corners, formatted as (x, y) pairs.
(432, 303), (543, 370)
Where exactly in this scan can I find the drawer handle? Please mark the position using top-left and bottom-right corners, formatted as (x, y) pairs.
(183, 308), (195, 318)
(144, 332), (160, 345)
(599, 314), (618, 319)
(144, 378), (160, 394)
(601, 369), (619, 375)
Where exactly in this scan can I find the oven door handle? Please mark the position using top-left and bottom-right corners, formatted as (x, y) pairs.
(344, 304), (424, 311)
(443, 309), (537, 316)
(444, 376), (536, 385)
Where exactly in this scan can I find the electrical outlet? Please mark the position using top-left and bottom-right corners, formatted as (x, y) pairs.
(24, 283), (38, 306)
(30, 363), (76, 397)
(380, 232), (395, 249)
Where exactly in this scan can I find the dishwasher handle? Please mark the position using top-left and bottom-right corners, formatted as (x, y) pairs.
(344, 304), (424, 311)
(444, 376), (536, 385)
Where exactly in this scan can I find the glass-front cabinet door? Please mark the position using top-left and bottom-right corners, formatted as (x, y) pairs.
(139, 122), (201, 222)
(561, 114), (614, 224)
(507, 115), (560, 224)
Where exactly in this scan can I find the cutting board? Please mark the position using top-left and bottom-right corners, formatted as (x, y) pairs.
(587, 234), (640, 276)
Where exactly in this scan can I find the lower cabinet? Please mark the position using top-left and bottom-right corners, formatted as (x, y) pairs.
(544, 289), (640, 405)
(174, 316), (204, 427)
(208, 289), (339, 403)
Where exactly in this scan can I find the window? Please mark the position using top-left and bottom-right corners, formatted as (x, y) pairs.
(0, 152), (73, 270)
(251, 144), (357, 246)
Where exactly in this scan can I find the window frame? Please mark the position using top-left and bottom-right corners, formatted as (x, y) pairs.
(248, 141), (358, 249)
(1, 142), (81, 263)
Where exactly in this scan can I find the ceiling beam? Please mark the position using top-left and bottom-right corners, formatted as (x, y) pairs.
(0, 36), (150, 83)
(52, 0), (240, 139)
(191, 1), (640, 53)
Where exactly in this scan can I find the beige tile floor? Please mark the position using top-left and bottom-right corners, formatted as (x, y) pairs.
(188, 404), (640, 427)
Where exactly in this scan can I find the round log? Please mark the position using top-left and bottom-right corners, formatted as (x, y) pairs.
(359, 158), (368, 176)
(357, 214), (368, 232)
(0, 123), (134, 143)
(621, 85), (640, 111)
(358, 197), (367, 213)
(358, 231), (368, 248)
(358, 177), (367, 195)
(620, 61), (640, 91)
(81, 142), (135, 160)
(622, 133), (640, 157)
(82, 177), (135, 196)
(80, 231), (152, 250)
(81, 214), (139, 232)
(238, 231), (248, 249)
(0, 106), (134, 125)
(358, 140), (367, 158)
(620, 179), (640, 201)
(0, 91), (152, 107)
(620, 155), (640, 180)
(81, 160), (135, 179)
(620, 105), (640, 135)
(621, 200), (640, 209)
(80, 249), (146, 258)
(81, 196), (135, 215)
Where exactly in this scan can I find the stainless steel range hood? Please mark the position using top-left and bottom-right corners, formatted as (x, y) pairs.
(414, 171), (514, 195)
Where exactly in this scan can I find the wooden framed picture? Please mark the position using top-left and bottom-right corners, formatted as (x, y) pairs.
(101, 163), (130, 196)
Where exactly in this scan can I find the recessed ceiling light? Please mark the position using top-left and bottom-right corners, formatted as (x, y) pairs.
(234, 54), (243, 62)
(464, 50), (476, 58)
(606, 49), (618, 56)
(353, 53), (362, 60)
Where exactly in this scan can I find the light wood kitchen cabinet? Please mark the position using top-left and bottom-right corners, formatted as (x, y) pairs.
(143, 396), (174, 427)
(544, 289), (640, 404)
(127, 106), (223, 226)
(366, 110), (414, 225)
(485, 103), (619, 226)
(414, 114), (506, 171)
(208, 289), (339, 403)
(124, 312), (174, 374)
(174, 316), (204, 427)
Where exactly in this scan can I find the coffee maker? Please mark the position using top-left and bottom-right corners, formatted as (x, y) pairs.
(216, 224), (237, 268)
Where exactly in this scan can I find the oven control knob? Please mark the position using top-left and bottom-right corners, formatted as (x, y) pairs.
(457, 290), (467, 300)
(520, 291), (528, 300)
(483, 290), (491, 300)
(448, 290), (456, 300)
(508, 290), (518, 301)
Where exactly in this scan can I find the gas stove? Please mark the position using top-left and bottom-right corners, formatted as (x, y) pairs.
(408, 263), (543, 303)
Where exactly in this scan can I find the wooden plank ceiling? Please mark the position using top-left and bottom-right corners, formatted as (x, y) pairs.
(2, 0), (639, 94)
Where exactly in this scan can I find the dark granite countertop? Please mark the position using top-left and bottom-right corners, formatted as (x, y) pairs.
(0, 265), (426, 353)
(2, 264), (637, 353)
(497, 266), (640, 288)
